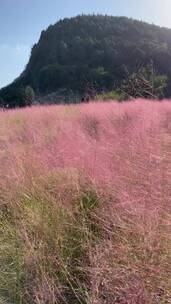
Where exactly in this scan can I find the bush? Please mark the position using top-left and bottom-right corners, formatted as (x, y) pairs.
(119, 64), (168, 100)
(95, 90), (123, 101)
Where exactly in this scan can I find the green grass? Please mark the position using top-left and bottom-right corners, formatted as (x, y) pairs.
(0, 187), (100, 303)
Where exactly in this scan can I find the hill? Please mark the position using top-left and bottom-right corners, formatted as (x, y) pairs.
(2, 15), (171, 107)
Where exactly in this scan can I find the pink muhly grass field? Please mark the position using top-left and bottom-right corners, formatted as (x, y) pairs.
(0, 99), (171, 303)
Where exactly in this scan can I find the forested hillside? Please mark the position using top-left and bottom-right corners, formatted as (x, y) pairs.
(1, 15), (171, 107)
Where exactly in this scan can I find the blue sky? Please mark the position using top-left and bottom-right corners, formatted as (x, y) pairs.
(0, 0), (171, 88)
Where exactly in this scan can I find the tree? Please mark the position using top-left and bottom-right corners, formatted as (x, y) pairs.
(119, 64), (167, 100)
(24, 86), (35, 106)
(0, 97), (4, 108)
(3, 86), (35, 108)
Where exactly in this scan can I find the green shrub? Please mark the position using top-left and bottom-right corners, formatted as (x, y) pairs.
(95, 90), (123, 101)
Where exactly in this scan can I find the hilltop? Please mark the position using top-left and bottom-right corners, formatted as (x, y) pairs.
(1, 15), (171, 107)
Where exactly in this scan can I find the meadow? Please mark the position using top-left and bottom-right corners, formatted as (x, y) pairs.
(0, 100), (171, 304)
